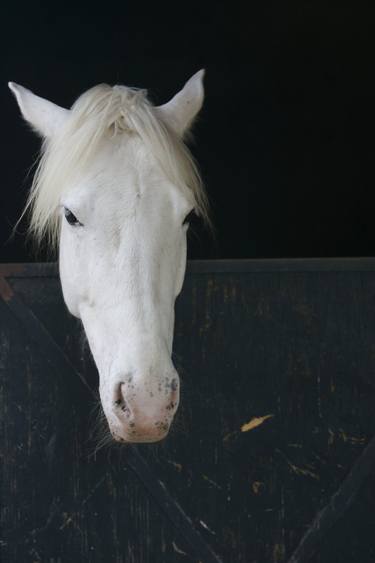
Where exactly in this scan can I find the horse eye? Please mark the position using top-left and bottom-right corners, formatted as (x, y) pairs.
(64, 207), (83, 227)
(183, 209), (196, 226)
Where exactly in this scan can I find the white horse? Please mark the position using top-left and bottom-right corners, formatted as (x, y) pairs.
(9, 70), (209, 443)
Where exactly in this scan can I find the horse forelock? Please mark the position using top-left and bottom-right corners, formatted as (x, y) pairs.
(23, 83), (210, 248)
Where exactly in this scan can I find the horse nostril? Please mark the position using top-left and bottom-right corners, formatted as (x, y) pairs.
(165, 377), (179, 413)
(114, 382), (131, 418)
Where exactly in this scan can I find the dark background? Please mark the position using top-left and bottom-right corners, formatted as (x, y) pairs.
(1, 2), (373, 262)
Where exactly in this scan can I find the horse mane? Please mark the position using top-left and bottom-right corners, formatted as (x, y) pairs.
(23, 83), (210, 246)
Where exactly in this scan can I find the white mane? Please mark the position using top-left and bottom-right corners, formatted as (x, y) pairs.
(24, 84), (210, 246)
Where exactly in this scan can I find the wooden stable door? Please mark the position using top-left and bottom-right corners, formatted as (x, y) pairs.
(1, 260), (375, 563)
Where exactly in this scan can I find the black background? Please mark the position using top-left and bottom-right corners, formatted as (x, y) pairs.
(1, 2), (374, 261)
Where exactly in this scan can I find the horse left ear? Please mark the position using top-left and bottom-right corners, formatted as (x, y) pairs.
(8, 82), (69, 138)
(157, 69), (205, 137)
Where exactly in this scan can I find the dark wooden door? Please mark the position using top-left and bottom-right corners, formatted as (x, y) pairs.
(2, 260), (375, 563)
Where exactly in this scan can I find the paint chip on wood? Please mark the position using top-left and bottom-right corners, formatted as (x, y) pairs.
(172, 542), (187, 556)
(252, 481), (265, 495)
(199, 519), (216, 535)
(241, 414), (274, 433)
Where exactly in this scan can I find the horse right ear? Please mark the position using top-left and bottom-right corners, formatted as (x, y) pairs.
(156, 70), (205, 137)
(8, 82), (69, 138)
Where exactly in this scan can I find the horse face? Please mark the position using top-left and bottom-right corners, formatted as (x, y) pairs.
(10, 71), (206, 443)
(59, 141), (192, 443)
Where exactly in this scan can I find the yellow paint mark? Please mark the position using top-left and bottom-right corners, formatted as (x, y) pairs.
(252, 481), (264, 494)
(241, 414), (274, 433)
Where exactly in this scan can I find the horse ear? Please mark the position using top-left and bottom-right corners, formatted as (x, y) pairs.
(157, 69), (205, 137)
(8, 82), (69, 138)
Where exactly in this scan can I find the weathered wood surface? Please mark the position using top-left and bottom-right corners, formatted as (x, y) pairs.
(1, 260), (375, 562)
